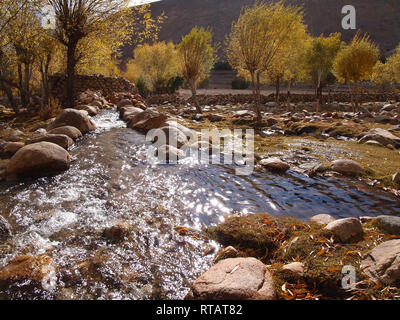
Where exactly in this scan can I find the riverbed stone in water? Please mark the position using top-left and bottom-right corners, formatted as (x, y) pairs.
(310, 214), (336, 225)
(6, 142), (71, 180)
(259, 158), (290, 173)
(376, 215), (400, 235)
(49, 109), (96, 134)
(155, 144), (185, 163)
(120, 106), (143, 121)
(127, 110), (167, 132)
(154, 126), (188, 148)
(0, 215), (12, 241)
(48, 126), (83, 141)
(187, 257), (276, 300)
(361, 239), (400, 284)
(102, 223), (129, 242)
(324, 217), (363, 242)
(26, 134), (74, 150)
(0, 254), (55, 284)
(330, 159), (363, 176)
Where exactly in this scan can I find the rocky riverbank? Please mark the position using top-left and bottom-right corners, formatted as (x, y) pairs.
(183, 212), (400, 300)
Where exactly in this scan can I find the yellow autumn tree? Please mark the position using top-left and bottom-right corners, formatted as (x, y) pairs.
(261, 12), (309, 104)
(227, 1), (306, 122)
(374, 45), (400, 85)
(177, 27), (215, 113)
(125, 41), (180, 93)
(333, 32), (379, 111)
(305, 33), (343, 112)
(47, 0), (165, 107)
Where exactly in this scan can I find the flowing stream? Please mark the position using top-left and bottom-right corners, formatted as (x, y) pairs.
(0, 110), (399, 299)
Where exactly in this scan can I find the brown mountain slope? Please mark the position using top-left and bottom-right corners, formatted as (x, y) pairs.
(123, 0), (400, 61)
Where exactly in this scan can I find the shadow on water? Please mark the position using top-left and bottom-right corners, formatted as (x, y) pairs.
(0, 110), (399, 299)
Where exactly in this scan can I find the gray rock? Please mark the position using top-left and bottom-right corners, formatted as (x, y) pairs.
(376, 215), (400, 235)
(381, 104), (396, 112)
(187, 257), (276, 300)
(330, 159), (363, 176)
(358, 128), (400, 148)
(310, 214), (336, 225)
(324, 217), (363, 242)
(361, 239), (400, 284)
(0, 215), (12, 241)
(259, 158), (290, 172)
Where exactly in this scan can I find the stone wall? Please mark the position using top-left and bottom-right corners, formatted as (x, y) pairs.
(49, 73), (136, 104)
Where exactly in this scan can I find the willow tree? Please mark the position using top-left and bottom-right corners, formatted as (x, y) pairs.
(227, 1), (305, 123)
(47, 0), (164, 107)
(262, 14), (309, 104)
(372, 44), (400, 86)
(177, 27), (215, 113)
(6, 2), (43, 108)
(0, 0), (32, 112)
(334, 32), (379, 111)
(126, 41), (180, 93)
(305, 33), (343, 112)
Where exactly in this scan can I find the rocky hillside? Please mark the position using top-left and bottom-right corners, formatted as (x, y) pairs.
(123, 0), (400, 60)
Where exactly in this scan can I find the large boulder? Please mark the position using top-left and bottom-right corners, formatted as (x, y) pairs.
(361, 239), (400, 284)
(127, 110), (167, 132)
(0, 215), (12, 242)
(330, 159), (363, 176)
(153, 126), (189, 148)
(120, 106), (143, 121)
(358, 128), (400, 149)
(48, 109), (96, 134)
(376, 215), (400, 235)
(0, 142), (24, 157)
(186, 257), (275, 300)
(259, 158), (290, 173)
(6, 142), (71, 180)
(48, 126), (83, 141)
(26, 134), (74, 150)
(324, 217), (363, 242)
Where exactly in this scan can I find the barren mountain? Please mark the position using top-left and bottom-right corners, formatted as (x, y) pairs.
(123, 0), (400, 61)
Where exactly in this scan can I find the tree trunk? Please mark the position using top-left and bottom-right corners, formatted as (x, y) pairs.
(286, 80), (292, 105)
(275, 78), (280, 105)
(66, 41), (78, 108)
(23, 62), (31, 107)
(354, 81), (359, 112)
(1, 82), (18, 113)
(191, 79), (201, 113)
(17, 63), (27, 108)
(255, 72), (262, 124)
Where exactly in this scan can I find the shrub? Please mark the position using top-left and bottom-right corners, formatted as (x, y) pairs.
(136, 77), (149, 97)
(231, 76), (250, 89)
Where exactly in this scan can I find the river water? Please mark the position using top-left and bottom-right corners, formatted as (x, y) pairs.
(0, 110), (399, 299)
